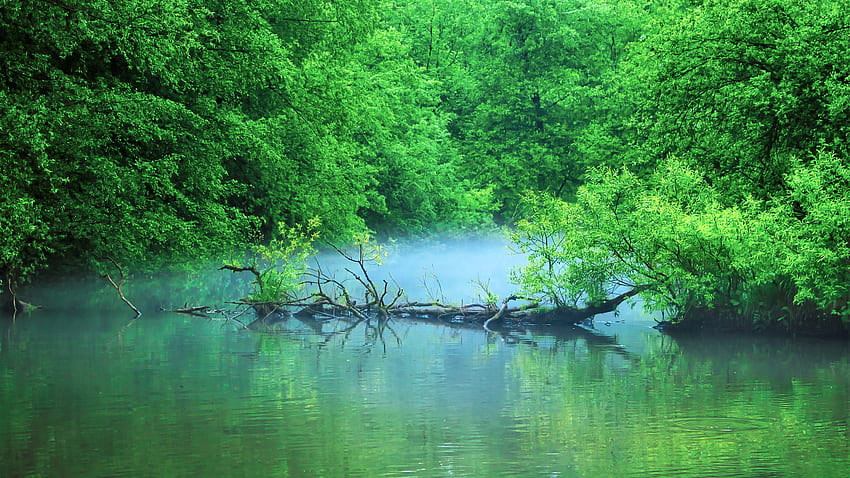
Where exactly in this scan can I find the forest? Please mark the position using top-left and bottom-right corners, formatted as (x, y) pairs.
(2, 0), (849, 336)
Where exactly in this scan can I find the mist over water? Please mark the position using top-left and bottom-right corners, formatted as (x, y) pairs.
(316, 235), (527, 305)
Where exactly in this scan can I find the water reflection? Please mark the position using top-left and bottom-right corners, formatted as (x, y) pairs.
(1, 264), (848, 477)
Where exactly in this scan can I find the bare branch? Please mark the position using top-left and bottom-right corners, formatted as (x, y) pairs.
(101, 257), (141, 317)
(484, 295), (518, 331)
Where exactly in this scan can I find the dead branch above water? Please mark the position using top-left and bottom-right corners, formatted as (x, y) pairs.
(101, 257), (141, 317)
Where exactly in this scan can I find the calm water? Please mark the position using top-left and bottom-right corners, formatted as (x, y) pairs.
(2, 254), (849, 477)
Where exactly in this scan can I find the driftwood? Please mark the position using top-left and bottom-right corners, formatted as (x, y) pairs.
(168, 305), (214, 317)
(219, 265), (264, 290)
(506, 286), (650, 324)
(483, 295), (518, 331)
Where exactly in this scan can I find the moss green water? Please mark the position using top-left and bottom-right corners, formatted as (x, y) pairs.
(1, 277), (848, 477)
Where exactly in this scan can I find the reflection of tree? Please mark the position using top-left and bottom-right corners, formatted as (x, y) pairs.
(252, 309), (646, 362)
(506, 324), (850, 477)
(661, 332), (850, 389)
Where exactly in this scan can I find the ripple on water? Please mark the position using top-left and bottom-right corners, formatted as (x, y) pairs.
(632, 443), (791, 478)
(668, 416), (771, 434)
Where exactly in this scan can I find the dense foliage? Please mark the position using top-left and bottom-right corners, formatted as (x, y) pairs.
(3, 0), (849, 334)
(510, 0), (850, 334)
(0, 0), (495, 288)
(512, 158), (850, 334)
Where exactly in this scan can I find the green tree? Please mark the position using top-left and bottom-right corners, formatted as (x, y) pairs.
(0, 0), (395, 282)
(506, 0), (850, 334)
(629, 0), (850, 198)
(511, 158), (850, 334)
(1, 0), (255, 278)
(341, 24), (497, 235)
(391, 0), (651, 218)
(1, 0), (501, 294)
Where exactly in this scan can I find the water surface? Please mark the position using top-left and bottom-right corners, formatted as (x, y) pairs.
(1, 259), (848, 477)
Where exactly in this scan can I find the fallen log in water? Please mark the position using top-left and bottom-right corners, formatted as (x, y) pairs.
(204, 240), (649, 331)
(226, 286), (642, 331)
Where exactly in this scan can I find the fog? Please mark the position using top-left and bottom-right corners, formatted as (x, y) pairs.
(314, 235), (527, 305)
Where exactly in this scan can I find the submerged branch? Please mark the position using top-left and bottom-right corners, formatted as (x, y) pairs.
(484, 295), (518, 331)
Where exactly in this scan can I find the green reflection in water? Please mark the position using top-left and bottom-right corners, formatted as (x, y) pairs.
(1, 276), (848, 477)
(506, 330), (850, 477)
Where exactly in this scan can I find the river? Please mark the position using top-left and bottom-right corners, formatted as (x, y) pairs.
(1, 240), (848, 477)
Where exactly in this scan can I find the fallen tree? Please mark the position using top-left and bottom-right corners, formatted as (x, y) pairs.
(215, 291), (640, 332)
(205, 238), (645, 331)
(165, 221), (645, 331)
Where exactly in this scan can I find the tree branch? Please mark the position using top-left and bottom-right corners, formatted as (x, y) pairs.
(101, 257), (141, 317)
(484, 295), (518, 331)
(219, 264), (264, 292)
